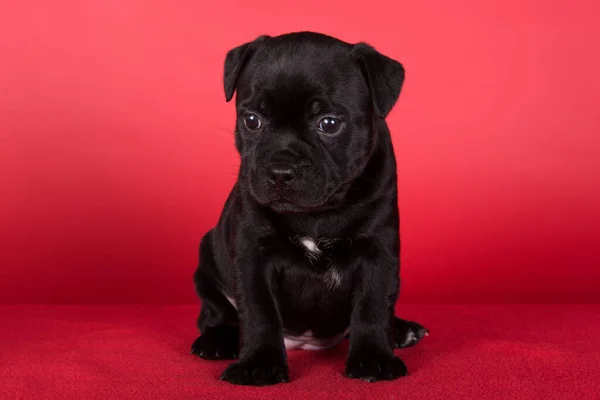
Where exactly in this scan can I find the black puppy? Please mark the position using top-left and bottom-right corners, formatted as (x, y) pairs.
(192, 32), (427, 386)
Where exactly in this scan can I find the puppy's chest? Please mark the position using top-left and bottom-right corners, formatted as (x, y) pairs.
(273, 236), (354, 339)
(275, 236), (355, 287)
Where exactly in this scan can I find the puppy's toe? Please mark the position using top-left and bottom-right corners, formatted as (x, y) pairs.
(394, 317), (429, 348)
(220, 360), (289, 386)
(345, 350), (408, 382)
(190, 326), (239, 360)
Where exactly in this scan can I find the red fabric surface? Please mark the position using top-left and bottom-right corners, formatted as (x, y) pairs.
(1, 305), (599, 400)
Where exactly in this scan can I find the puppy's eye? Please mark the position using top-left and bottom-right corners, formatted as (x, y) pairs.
(243, 114), (262, 130)
(318, 117), (343, 135)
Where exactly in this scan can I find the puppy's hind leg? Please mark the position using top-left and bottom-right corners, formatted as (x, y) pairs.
(393, 316), (429, 348)
(191, 231), (239, 360)
(344, 316), (429, 348)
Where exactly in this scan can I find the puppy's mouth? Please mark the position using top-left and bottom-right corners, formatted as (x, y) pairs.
(267, 198), (307, 213)
(246, 171), (349, 214)
(268, 199), (330, 214)
(260, 191), (308, 212)
(258, 187), (348, 214)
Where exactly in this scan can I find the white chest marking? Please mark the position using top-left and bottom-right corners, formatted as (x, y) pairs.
(300, 237), (321, 257)
(325, 268), (342, 289)
(225, 295), (237, 309)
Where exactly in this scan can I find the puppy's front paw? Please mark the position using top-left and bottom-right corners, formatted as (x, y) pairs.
(220, 355), (289, 386)
(190, 326), (239, 360)
(345, 350), (408, 382)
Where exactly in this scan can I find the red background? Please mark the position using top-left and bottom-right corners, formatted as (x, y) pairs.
(1, 0), (599, 304)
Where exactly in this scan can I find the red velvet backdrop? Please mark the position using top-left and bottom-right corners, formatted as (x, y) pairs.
(1, 0), (599, 304)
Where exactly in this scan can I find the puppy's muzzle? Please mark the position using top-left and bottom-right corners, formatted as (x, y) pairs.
(266, 149), (300, 187)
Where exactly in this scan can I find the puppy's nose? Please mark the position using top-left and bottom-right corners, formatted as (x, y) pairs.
(268, 164), (296, 186)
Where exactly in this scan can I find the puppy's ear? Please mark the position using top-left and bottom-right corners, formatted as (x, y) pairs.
(351, 43), (405, 118)
(223, 35), (270, 102)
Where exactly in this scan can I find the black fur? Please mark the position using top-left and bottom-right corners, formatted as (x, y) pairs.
(192, 32), (427, 386)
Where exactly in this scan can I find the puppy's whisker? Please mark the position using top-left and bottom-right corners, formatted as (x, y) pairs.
(212, 126), (235, 133)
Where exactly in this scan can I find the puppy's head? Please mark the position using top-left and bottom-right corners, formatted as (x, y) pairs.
(224, 32), (404, 213)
